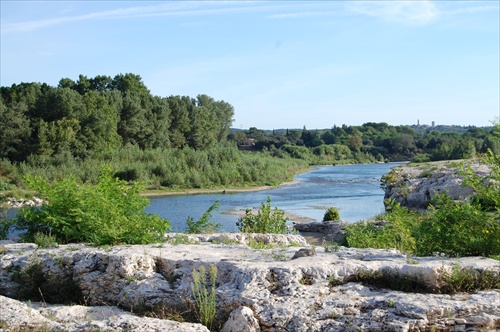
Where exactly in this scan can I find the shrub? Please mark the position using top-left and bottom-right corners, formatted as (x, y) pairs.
(186, 200), (221, 234)
(344, 201), (418, 254)
(34, 232), (58, 248)
(323, 207), (340, 221)
(236, 197), (289, 234)
(14, 167), (171, 245)
(415, 194), (499, 257)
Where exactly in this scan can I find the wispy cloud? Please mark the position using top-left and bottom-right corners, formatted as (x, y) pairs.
(346, 1), (439, 25)
(1, 2), (263, 33)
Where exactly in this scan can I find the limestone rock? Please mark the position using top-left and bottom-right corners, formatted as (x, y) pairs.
(291, 247), (316, 259)
(221, 306), (260, 332)
(1, 237), (499, 332)
(0, 295), (209, 332)
(0, 295), (57, 330)
(293, 220), (347, 243)
(383, 162), (491, 210)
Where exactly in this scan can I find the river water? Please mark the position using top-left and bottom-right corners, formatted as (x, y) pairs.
(145, 162), (402, 232)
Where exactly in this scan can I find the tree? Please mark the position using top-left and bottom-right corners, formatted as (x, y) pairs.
(79, 91), (122, 154)
(168, 96), (192, 148)
(118, 92), (153, 148)
(0, 99), (32, 160)
(34, 87), (86, 122)
(347, 134), (363, 152)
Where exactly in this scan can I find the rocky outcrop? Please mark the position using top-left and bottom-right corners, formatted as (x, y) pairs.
(1, 236), (499, 332)
(383, 161), (491, 210)
(293, 220), (347, 243)
(5, 197), (45, 208)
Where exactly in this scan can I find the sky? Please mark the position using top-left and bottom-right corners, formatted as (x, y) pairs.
(1, 1), (499, 130)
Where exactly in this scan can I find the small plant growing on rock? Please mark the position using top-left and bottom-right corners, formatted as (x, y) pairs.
(247, 237), (276, 250)
(323, 240), (339, 253)
(186, 200), (221, 234)
(328, 275), (343, 288)
(165, 234), (196, 245)
(441, 264), (500, 293)
(323, 207), (340, 221)
(299, 273), (314, 286)
(34, 232), (58, 248)
(236, 197), (288, 234)
(191, 264), (218, 328)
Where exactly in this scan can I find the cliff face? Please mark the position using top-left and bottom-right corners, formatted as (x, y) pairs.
(382, 161), (491, 210)
(1, 234), (499, 332)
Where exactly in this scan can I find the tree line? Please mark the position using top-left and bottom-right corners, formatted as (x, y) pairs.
(1, 73), (234, 162)
(230, 122), (499, 164)
(1, 73), (498, 191)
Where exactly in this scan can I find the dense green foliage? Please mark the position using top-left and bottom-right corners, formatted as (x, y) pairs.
(236, 197), (289, 234)
(0, 74), (234, 161)
(343, 202), (419, 253)
(12, 168), (171, 245)
(344, 132), (500, 257)
(1, 73), (496, 195)
(415, 195), (498, 256)
(345, 197), (499, 257)
(232, 123), (498, 164)
(0, 143), (308, 195)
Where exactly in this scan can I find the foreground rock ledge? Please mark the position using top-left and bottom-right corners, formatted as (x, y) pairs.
(1, 234), (499, 332)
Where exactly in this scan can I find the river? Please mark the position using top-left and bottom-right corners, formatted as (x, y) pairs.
(145, 162), (402, 232)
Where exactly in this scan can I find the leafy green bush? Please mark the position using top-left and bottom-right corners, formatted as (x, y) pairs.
(415, 194), (499, 257)
(14, 167), (171, 245)
(344, 201), (418, 254)
(186, 200), (221, 234)
(236, 197), (289, 234)
(323, 207), (340, 221)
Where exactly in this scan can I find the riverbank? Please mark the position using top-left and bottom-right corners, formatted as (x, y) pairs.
(140, 180), (300, 197)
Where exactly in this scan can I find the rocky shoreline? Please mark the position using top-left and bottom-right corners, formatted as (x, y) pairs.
(382, 160), (491, 211)
(1, 234), (499, 332)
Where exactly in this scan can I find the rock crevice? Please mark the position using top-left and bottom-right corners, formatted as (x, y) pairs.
(1, 236), (499, 331)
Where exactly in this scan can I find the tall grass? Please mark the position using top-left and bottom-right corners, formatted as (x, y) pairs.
(1, 143), (309, 192)
(191, 264), (218, 328)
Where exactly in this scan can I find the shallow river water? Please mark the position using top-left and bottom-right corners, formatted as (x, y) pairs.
(145, 162), (403, 232)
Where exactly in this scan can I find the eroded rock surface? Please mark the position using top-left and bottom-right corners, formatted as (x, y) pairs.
(383, 161), (491, 210)
(293, 220), (348, 243)
(0, 294), (209, 331)
(1, 235), (499, 331)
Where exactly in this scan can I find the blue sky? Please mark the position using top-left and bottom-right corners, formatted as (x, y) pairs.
(1, 1), (499, 130)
